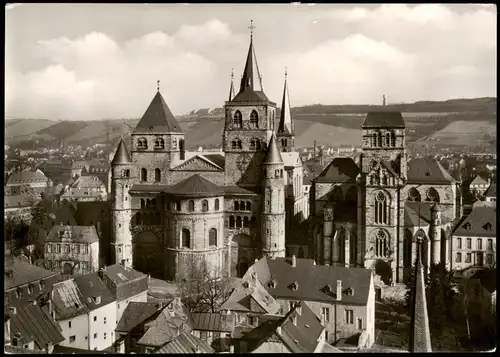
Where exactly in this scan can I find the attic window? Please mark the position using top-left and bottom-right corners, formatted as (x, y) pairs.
(425, 172), (431, 176)
(75, 303), (79, 309)
(268, 279), (277, 289)
(463, 222), (471, 231)
(290, 281), (299, 291)
(345, 287), (354, 296)
(242, 281), (249, 288)
(483, 222), (492, 231)
(324, 284), (332, 293)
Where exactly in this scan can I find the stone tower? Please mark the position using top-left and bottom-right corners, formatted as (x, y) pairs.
(360, 112), (407, 284)
(261, 134), (286, 258)
(429, 203), (443, 265)
(277, 69), (295, 152)
(223, 26), (276, 187)
(111, 138), (134, 267)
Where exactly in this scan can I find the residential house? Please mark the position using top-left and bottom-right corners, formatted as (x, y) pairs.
(153, 331), (214, 354)
(451, 206), (496, 271)
(44, 225), (100, 277)
(4, 184), (39, 221)
(99, 263), (148, 325)
(190, 312), (234, 352)
(81, 163), (111, 194)
(39, 159), (72, 185)
(5, 169), (52, 192)
(61, 185), (107, 203)
(4, 255), (61, 309)
(245, 256), (376, 348)
(5, 303), (65, 353)
(484, 183), (496, 203)
(70, 175), (107, 197)
(469, 173), (490, 197)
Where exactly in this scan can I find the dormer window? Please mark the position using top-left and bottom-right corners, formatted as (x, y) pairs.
(268, 279), (277, 289)
(324, 284), (332, 294)
(242, 281), (249, 288)
(290, 281), (298, 291)
(345, 287), (354, 296)
(463, 222), (471, 231)
(483, 222), (492, 231)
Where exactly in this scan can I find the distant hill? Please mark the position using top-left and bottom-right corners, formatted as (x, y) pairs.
(5, 97), (496, 150)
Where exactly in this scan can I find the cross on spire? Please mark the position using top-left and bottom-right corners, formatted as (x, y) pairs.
(248, 20), (256, 39)
(285, 66), (288, 79)
(231, 68), (234, 80)
(157, 80), (160, 92)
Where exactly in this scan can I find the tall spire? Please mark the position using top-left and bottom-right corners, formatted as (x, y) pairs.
(239, 20), (263, 93)
(263, 133), (283, 164)
(111, 137), (131, 165)
(277, 68), (293, 135)
(228, 69), (235, 101)
(409, 237), (432, 353)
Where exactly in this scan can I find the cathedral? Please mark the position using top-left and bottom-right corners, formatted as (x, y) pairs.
(110, 30), (307, 280)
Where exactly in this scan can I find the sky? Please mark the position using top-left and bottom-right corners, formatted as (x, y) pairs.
(5, 3), (497, 120)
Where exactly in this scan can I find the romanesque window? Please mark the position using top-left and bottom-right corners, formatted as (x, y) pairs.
(375, 230), (388, 257)
(209, 228), (217, 246)
(234, 201), (239, 211)
(123, 169), (130, 178)
(377, 132), (382, 147)
(154, 138), (165, 150)
(426, 187), (440, 203)
(231, 139), (242, 150)
(214, 199), (220, 211)
(155, 168), (161, 182)
(246, 201), (251, 211)
(202, 200), (209, 212)
(146, 199), (151, 207)
(141, 168), (147, 182)
(250, 138), (261, 151)
(240, 201), (245, 210)
(188, 200), (195, 212)
(233, 111), (243, 128)
(374, 191), (388, 224)
(391, 131), (396, 147)
(137, 138), (148, 150)
(176, 201), (181, 211)
(385, 133), (390, 147)
(179, 139), (185, 160)
(408, 187), (421, 201)
(181, 229), (191, 248)
(229, 216), (235, 228)
(236, 216), (242, 228)
(250, 110), (259, 129)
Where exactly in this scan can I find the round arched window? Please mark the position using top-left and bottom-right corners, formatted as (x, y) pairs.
(376, 192), (385, 202)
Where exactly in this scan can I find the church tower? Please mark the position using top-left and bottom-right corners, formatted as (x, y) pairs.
(360, 112), (407, 283)
(277, 69), (295, 152)
(223, 21), (277, 187)
(261, 134), (286, 258)
(111, 138), (134, 267)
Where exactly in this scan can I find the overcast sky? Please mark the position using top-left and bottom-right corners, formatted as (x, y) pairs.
(5, 3), (496, 120)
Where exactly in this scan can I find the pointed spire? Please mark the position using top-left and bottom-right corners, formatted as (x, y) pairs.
(278, 67), (293, 135)
(133, 91), (182, 134)
(263, 133), (283, 164)
(111, 138), (131, 165)
(409, 237), (432, 353)
(228, 69), (235, 101)
(239, 20), (263, 93)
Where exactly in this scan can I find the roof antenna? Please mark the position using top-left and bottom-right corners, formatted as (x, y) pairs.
(157, 80), (160, 92)
(248, 20), (256, 40)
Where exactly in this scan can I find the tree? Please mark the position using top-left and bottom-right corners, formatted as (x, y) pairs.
(176, 258), (233, 313)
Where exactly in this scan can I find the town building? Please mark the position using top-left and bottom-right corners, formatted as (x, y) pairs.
(190, 312), (234, 351)
(451, 206), (496, 270)
(484, 183), (496, 203)
(469, 173), (490, 197)
(244, 256), (375, 347)
(5, 169), (52, 195)
(4, 185), (39, 221)
(44, 225), (100, 276)
(63, 175), (108, 201)
(81, 163), (111, 194)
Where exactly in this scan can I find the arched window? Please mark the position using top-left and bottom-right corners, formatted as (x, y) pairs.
(234, 201), (239, 211)
(243, 216), (249, 228)
(391, 131), (396, 147)
(246, 201), (251, 211)
(202, 199), (209, 212)
(250, 110), (259, 129)
(377, 132), (382, 147)
(374, 191), (388, 224)
(188, 200), (195, 212)
(181, 229), (191, 248)
(375, 229), (388, 257)
(141, 199), (145, 208)
(231, 141), (237, 150)
(123, 169), (130, 178)
(250, 138), (261, 151)
(237, 139), (242, 149)
(280, 169), (283, 178)
(137, 138), (148, 150)
(146, 199), (151, 207)
(382, 174), (388, 185)
(233, 111), (243, 128)
(236, 216), (242, 228)
(155, 138), (165, 149)
(176, 201), (181, 211)
(215, 199), (220, 211)
(426, 187), (440, 203)
(372, 133), (377, 147)
(141, 168), (147, 182)
(404, 229), (413, 268)
(229, 216), (235, 228)
(385, 133), (390, 147)
(331, 186), (343, 202)
(179, 139), (185, 160)
(155, 168), (161, 182)
(408, 187), (421, 202)
(209, 228), (217, 246)
(240, 201), (245, 210)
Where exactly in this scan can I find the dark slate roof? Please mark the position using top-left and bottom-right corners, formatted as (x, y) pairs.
(361, 111), (405, 128)
(202, 154), (226, 170)
(191, 313), (234, 332)
(407, 157), (455, 184)
(111, 138), (132, 165)
(263, 134), (283, 164)
(51, 279), (89, 320)
(74, 273), (116, 312)
(6, 170), (49, 185)
(73, 201), (109, 226)
(484, 182), (496, 197)
(165, 174), (223, 197)
(224, 185), (261, 196)
(232, 90), (270, 103)
(133, 91), (183, 134)
(154, 330), (214, 354)
(314, 157), (359, 183)
(247, 257), (372, 305)
(8, 303), (65, 349)
(129, 184), (169, 193)
(115, 302), (160, 333)
(102, 264), (147, 286)
(45, 225), (99, 243)
(452, 206), (496, 237)
(4, 256), (59, 291)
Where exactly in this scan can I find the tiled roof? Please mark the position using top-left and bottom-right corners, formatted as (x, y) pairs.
(165, 174), (223, 197)
(4, 256), (59, 291)
(133, 91), (182, 134)
(452, 206), (496, 237)
(101, 264), (146, 286)
(231, 90), (270, 103)
(404, 201), (454, 227)
(247, 257), (372, 305)
(191, 313), (234, 332)
(407, 157), (454, 184)
(314, 158), (359, 183)
(263, 134), (283, 164)
(129, 184), (169, 193)
(61, 188), (104, 198)
(111, 138), (132, 165)
(7, 303), (65, 350)
(71, 175), (105, 189)
(361, 111), (405, 128)
(73, 201), (109, 225)
(6, 170), (49, 185)
(201, 154), (226, 170)
(45, 225), (99, 243)
(4, 185), (37, 196)
(154, 330), (214, 354)
(73, 273), (116, 312)
(484, 183), (496, 197)
(51, 279), (89, 320)
(115, 302), (160, 333)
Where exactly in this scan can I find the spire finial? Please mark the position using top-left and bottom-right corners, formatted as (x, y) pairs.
(285, 67), (288, 80)
(157, 80), (160, 92)
(248, 20), (256, 40)
(231, 68), (234, 80)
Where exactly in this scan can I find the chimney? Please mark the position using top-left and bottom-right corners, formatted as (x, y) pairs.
(9, 307), (16, 315)
(336, 280), (342, 301)
(291, 255), (296, 268)
(277, 326), (282, 335)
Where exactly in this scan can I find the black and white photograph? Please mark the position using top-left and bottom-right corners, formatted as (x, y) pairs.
(4, 3), (496, 354)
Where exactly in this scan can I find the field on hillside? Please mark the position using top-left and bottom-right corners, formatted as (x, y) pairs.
(5, 119), (58, 140)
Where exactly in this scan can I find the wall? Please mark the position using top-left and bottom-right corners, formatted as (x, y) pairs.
(45, 241), (95, 276)
(253, 340), (291, 353)
(88, 302), (117, 351)
(451, 234), (495, 270)
(57, 314), (89, 350)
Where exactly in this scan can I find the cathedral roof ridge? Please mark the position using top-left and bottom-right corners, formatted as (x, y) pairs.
(133, 91), (183, 134)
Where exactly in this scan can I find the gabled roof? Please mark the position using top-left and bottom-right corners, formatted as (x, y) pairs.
(484, 182), (496, 197)
(201, 154), (226, 170)
(71, 175), (105, 189)
(133, 91), (182, 134)
(51, 279), (89, 320)
(314, 158), (359, 183)
(263, 134), (283, 164)
(6, 170), (49, 185)
(452, 206), (496, 237)
(165, 174), (223, 197)
(45, 225), (99, 243)
(73, 273), (116, 312)
(191, 313), (234, 332)
(171, 154), (224, 172)
(4, 256), (59, 291)
(407, 157), (455, 184)
(101, 264), (147, 286)
(111, 138), (132, 165)
(7, 303), (65, 349)
(362, 111), (405, 128)
(154, 330), (214, 354)
(115, 302), (160, 333)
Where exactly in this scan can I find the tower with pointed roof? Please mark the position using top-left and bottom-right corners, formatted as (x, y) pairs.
(223, 21), (277, 187)
(261, 134), (286, 258)
(277, 69), (295, 153)
(429, 203), (442, 266)
(111, 138), (134, 267)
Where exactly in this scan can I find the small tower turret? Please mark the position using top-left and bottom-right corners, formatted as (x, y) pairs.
(261, 134), (286, 258)
(277, 68), (295, 152)
(111, 138), (133, 268)
(430, 203), (442, 265)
